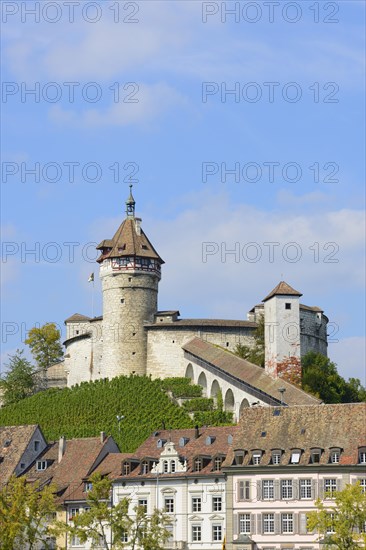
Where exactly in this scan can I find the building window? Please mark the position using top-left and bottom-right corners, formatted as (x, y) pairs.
(272, 451), (281, 465)
(238, 480), (250, 501)
(192, 525), (201, 542)
(324, 478), (337, 496)
(331, 450), (340, 463)
(359, 449), (366, 464)
(171, 460), (176, 473)
(326, 513), (336, 534)
(36, 460), (47, 471)
(70, 535), (82, 546)
(163, 460), (169, 473)
(212, 525), (222, 541)
(141, 461), (149, 474)
(290, 450), (301, 464)
(300, 479), (312, 499)
(69, 508), (79, 520)
(123, 463), (130, 475)
(281, 513), (294, 533)
(84, 481), (93, 492)
(194, 458), (203, 472)
(138, 499), (147, 512)
(34, 440), (40, 452)
(285, 303), (291, 309)
(165, 498), (174, 513)
(234, 450), (245, 465)
(120, 529), (128, 542)
(262, 480), (274, 500)
(212, 496), (222, 512)
(252, 451), (262, 465)
(281, 479), (293, 500)
(263, 513), (275, 534)
(214, 456), (223, 470)
(192, 497), (201, 512)
(239, 513), (251, 534)
(166, 525), (174, 542)
(311, 449), (322, 464)
(360, 479), (366, 493)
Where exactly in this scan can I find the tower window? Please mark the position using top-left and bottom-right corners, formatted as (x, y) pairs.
(285, 303), (291, 310)
(121, 299), (124, 303)
(132, 352), (136, 355)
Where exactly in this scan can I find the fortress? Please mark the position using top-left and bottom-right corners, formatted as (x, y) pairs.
(49, 188), (327, 416)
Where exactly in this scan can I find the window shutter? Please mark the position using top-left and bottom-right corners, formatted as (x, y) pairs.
(337, 477), (343, 491)
(274, 513), (280, 535)
(274, 479), (280, 500)
(251, 513), (256, 535)
(299, 512), (307, 535)
(257, 514), (262, 535)
(312, 478), (317, 499)
(292, 478), (298, 500)
(237, 481), (243, 502)
(318, 479), (324, 499)
(233, 514), (238, 536)
(293, 513), (299, 534)
(256, 480), (262, 501)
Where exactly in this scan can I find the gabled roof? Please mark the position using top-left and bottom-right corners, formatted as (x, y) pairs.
(113, 426), (239, 479)
(96, 218), (164, 264)
(224, 403), (366, 468)
(0, 424), (43, 483)
(182, 337), (320, 406)
(262, 281), (302, 302)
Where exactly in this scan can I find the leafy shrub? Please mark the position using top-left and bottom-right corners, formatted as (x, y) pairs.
(160, 378), (202, 398)
(182, 398), (214, 412)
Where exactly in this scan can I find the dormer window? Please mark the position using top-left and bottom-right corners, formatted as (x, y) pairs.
(36, 460), (47, 471)
(84, 481), (93, 492)
(290, 449), (301, 464)
(157, 439), (167, 448)
(163, 460), (169, 473)
(122, 462), (130, 475)
(271, 450), (282, 465)
(141, 461), (149, 474)
(214, 456), (223, 471)
(194, 457), (203, 472)
(330, 448), (341, 464)
(171, 461), (176, 473)
(359, 448), (366, 464)
(252, 451), (262, 465)
(206, 435), (216, 445)
(310, 448), (322, 464)
(179, 437), (189, 447)
(234, 450), (245, 466)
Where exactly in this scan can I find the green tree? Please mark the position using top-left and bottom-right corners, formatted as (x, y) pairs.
(302, 351), (366, 403)
(25, 323), (63, 375)
(0, 350), (36, 406)
(0, 475), (57, 550)
(52, 472), (172, 549)
(234, 315), (264, 367)
(307, 482), (366, 549)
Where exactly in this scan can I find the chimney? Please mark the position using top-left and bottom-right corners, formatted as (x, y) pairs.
(194, 425), (199, 439)
(100, 431), (107, 443)
(134, 218), (142, 235)
(58, 436), (66, 463)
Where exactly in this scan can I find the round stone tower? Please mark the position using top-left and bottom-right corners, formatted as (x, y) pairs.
(97, 187), (164, 378)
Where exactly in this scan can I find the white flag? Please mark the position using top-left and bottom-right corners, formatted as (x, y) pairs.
(88, 273), (94, 282)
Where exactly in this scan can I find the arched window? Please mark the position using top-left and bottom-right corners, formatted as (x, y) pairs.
(163, 460), (169, 473)
(171, 461), (176, 473)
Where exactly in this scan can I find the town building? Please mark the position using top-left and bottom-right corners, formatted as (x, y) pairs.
(223, 402), (366, 550)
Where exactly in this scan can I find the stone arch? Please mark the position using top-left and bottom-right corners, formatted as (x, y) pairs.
(185, 363), (194, 381)
(197, 371), (207, 397)
(210, 379), (221, 400)
(224, 388), (235, 412)
(239, 398), (250, 418)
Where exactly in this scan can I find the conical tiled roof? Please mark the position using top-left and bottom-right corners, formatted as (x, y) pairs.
(96, 218), (164, 264)
(262, 281), (302, 302)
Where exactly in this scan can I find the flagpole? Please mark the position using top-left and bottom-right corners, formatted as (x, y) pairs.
(92, 278), (95, 318)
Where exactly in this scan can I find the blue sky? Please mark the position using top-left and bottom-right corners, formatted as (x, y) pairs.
(1, 0), (365, 382)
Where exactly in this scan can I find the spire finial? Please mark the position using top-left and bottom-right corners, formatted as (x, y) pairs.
(125, 184), (135, 218)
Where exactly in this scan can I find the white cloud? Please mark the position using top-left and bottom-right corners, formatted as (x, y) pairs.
(49, 83), (187, 128)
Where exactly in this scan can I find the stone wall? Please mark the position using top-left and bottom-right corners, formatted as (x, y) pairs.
(146, 325), (254, 380)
